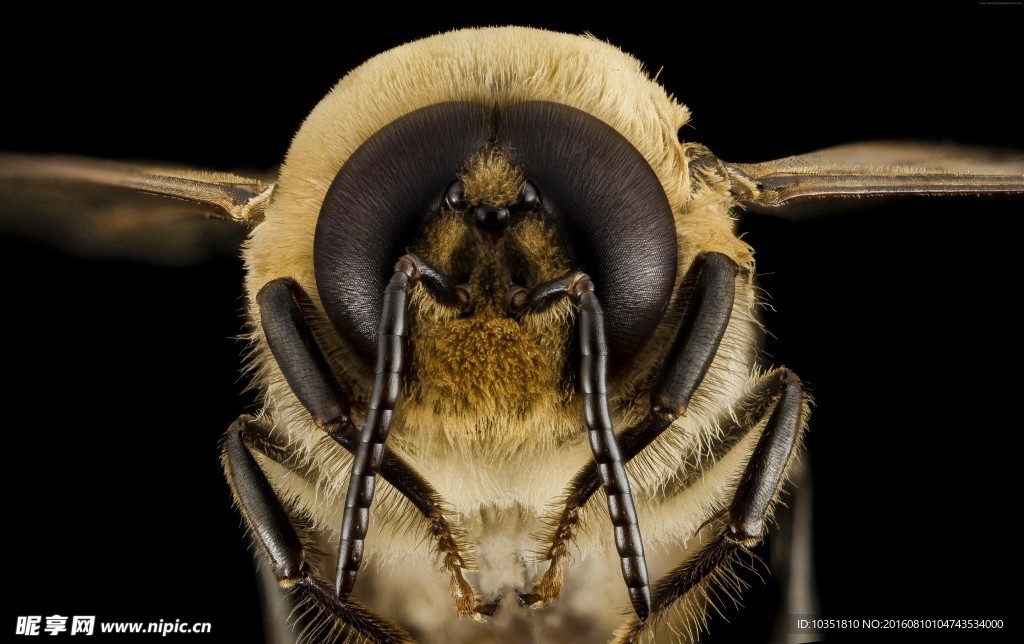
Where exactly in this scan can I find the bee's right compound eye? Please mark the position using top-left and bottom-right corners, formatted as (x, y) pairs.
(314, 102), (490, 368)
(445, 180), (467, 211)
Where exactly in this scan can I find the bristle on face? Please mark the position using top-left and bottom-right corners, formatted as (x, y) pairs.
(459, 149), (523, 206)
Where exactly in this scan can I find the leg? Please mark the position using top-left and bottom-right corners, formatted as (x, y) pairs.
(520, 252), (738, 608)
(243, 409), (497, 618)
(257, 277), (349, 429)
(617, 369), (807, 643)
(254, 558), (298, 644)
(256, 269), (492, 617)
(222, 417), (412, 643)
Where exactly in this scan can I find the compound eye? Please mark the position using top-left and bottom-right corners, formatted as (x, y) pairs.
(497, 102), (677, 376)
(518, 180), (539, 209)
(315, 102), (489, 368)
(445, 180), (467, 211)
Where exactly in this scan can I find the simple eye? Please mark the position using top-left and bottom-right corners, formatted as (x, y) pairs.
(518, 180), (539, 209)
(445, 180), (467, 211)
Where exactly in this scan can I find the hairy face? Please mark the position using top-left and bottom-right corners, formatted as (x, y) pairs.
(401, 150), (576, 448)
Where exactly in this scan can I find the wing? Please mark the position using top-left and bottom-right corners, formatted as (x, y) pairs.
(726, 142), (1024, 215)
(0, 154), (274, 263)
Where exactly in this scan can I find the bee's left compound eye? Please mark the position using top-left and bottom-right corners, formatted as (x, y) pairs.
(497, 102), (678, 373)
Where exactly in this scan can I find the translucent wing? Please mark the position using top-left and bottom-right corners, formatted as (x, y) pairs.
(727, 142), (1024, 215)
(0, 154), (274, 263)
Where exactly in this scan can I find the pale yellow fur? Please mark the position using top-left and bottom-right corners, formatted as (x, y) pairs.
(242, 27), (778, 642)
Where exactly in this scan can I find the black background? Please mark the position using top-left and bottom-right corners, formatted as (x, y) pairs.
(2, 6), (1021, 643)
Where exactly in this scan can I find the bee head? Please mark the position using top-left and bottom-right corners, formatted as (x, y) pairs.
(253, 28), (703, 385)
(311, 101), (676, 379)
